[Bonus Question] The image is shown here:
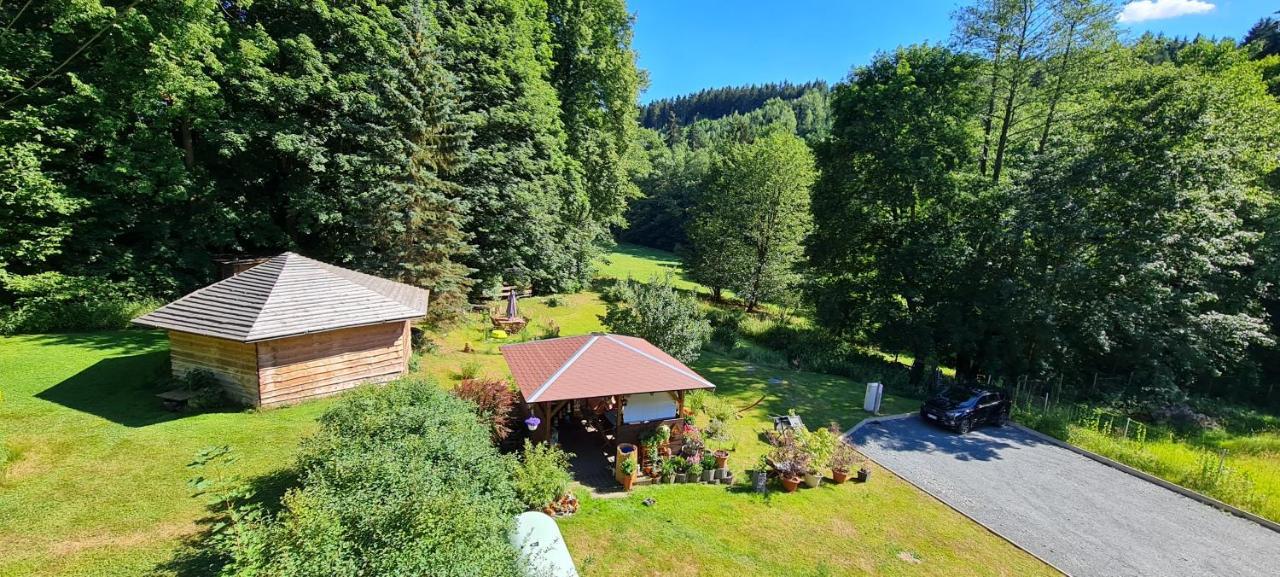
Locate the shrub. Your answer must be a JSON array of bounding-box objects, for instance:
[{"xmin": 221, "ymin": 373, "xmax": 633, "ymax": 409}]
[
  {"xmin": 796, "ymin": 424, "xmax": 840, "ymax": 471},
  {"xmin": 0, "ymin": 271, "xmax": 162, "ymax": 334},
  {"xmin": 545, "ymin": 296, "xmax": 562, "ymax": 308},
  {"xmin": 767, "ymin": 429, "xmax": 811, "ymax": 478},
  {"xmin": 601, "ymin": 275, "xmax": 711, "ymax": 363},
  {"xmin": 830, "ymin": 441, "xmax": 862, "ymax": 472},
  {"xmin": 178, "ymin": 369, "xmax": 230, "ymax": 411},
  {"xmin": 513, "ymin": 440, "xmax": 574, "ymax": 509},
  {"xmin": 540, "ymin": 319, "xmax": 561, "ymax": 339},
  {"xmin": 456, "ymin": 360, "xmax": 483, "ymax": 381},
  {"xmin": 215, "ymin": 379, "xmax": 523, "ymax": 577},
  {"xmin": 452, "ymin": 378, "xmax": 517, "ymax": 441}
]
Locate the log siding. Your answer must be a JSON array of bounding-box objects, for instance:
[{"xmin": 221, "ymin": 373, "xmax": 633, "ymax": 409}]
[
  {"xmin": 168, "ymin": 330, "xmax": 260, "ymax": 405},
  {"xmin": 255, "ymin": 320, "xmax": 410, "ymax": 407}
]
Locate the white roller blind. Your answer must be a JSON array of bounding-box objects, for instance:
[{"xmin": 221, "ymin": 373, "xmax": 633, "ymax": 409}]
[{"xmin": 623, "ymin": 392, "xmax": 677, "ymax": 424}]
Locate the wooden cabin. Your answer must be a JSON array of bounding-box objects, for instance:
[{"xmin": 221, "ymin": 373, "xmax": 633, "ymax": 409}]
[
  {"xmin": 500, "ymin": 334, "xmax": 715, "ymax": 449},
  {"xmin": 133, "ymin": 252, "xmax": 428, "ymax": 407}
]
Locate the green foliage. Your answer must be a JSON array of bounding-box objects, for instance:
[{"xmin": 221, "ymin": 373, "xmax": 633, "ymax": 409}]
[
  {"xmin": 687, "ymin": 131, "xmax": 815, "ymax": 310},
  {"xmin": 0, "ymin": 272, "xmax": 160, "ymax": 334},
  {"xmin": 810, "ymin": 44, "xmax": 982, "ymax": 381},
  {"xmin": 795, "ymin": 424, "xmax": 840, "ymax": 471},
  {"xmin": 216, "ymin": 379, "xmax": 523, "ymax": 577},
  {"xmin": 0, "ymin": 0, "xmax": 641, "ymax": 310},
  {"xmin": 601, "ymin": 275, "xmax": 711, "ymax": 363},
  {"xmin": 177, "ymin": 369, "xmax": 230, "ymax": 412},
  {"xmin": 513, "ymin": 440, "xmax": 574, "ymax": 509}
]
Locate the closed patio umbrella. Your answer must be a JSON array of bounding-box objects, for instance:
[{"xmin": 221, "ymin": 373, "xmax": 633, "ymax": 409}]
[{"xmin": 506, "ymin": 289, "xmax": 519, "ymax": 319}]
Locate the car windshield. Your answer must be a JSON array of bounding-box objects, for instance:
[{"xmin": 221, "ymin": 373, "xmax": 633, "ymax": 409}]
[{"xmin": 937, "ymin": 387, "xmax": 978, "ymax": 406}]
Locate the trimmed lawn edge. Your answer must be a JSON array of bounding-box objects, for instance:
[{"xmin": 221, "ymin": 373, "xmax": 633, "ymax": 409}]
[
  {"xmin": 851, "ymin": 414, "xmax": 1070, "ymax": 577},
  {"xmin": 1013, "ymin": 424, "xmax": 1280, "ymax": 535}
]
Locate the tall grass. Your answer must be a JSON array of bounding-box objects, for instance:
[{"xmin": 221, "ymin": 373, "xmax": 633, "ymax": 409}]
[{"xmin": 1017, "ymin": 404, "xmax": 1280, "ymax": 522}]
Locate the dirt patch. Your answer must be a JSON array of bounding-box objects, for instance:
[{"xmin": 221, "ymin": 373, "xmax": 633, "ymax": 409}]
[{"xmin": 48, "ymin": 520, "xmax": 198, "ymax": 557}]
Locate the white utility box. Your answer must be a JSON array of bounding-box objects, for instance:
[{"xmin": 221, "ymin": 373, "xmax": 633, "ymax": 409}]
[{"xmin": 864, "ymin": 382, "xmax": 884, "ymax": 414}]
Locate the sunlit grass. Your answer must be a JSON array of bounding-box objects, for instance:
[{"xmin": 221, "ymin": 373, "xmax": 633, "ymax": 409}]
[
  {"xmin": 0, "ymin": 332, "xmax": 331, "ymax": 577},
  {"xmin": 1061, "ymin": 422, "xmax": 1280, "ymax": 523}
]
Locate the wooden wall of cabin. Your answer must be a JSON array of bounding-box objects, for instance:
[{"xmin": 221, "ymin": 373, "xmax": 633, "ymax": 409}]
[
  {"xmin": 168, "ymin": 331, "xmax": 260, "ymax": 405},
  {"xmin": 255, "ymin": 320, "xmax": 410, "ymax": 407}
]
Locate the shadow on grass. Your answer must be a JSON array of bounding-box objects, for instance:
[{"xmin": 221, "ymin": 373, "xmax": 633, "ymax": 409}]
[
  {"xmin": 692, "ymin": 353, "xmax": 905, "ymax": 434},
  {"xmin": 34, "ymin": 351, "xmax": 183, "ymax": 427},
  {"xmin": 35, "ymin": 349, "xmax": 243, "ymax": 427},
  {"xmin": 151, "ymin": 467, "xmax": 299, "ymax": 577},
  {"xmin": 21, "ymin": 329, "xmax": 166, "ymax": 354}
]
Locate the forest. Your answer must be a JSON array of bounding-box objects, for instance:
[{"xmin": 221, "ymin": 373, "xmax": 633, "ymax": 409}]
[{"xmin": 4, "ymin": 0, "xmax": 1280, "ymax": 407}]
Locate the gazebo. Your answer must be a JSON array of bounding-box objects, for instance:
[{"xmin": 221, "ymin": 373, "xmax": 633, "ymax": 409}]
[
  {"xmin": 500, "ymin": 334, "xmax": 715, "ymax": 449},
  {"xmin": 133, "ymin": 252, "xmax": 429, "ymax": 407}
]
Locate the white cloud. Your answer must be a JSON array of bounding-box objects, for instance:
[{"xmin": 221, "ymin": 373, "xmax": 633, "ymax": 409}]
[{"xmin": 1117, "ymin": 0, "xmax": 1215, "ymax": 23}]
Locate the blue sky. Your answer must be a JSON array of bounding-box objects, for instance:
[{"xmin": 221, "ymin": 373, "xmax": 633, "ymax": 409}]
[{"xmin": 631, "ymin": 0, "xmax": 1279, "ymax": 102}]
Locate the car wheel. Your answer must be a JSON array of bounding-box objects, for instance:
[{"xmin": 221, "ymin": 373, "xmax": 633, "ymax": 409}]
[{"xmin": 956, "ymin": 418, "xmax": 972, "ymax": 434}]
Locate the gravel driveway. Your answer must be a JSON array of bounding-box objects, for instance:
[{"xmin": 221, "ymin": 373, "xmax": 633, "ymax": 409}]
[{"xmin": 852, "ymin": 416, "xmax": 1280, "ymax": 577}]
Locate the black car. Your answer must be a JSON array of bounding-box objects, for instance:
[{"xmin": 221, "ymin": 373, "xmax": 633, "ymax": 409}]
[{"xmin": 919, "ymin": 387, "xmax": 1011, "ymax": 433}]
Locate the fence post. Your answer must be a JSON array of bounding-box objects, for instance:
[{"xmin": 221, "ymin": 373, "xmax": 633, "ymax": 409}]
[
  {"xmin": 1218, "ymin": 449, "xmax": 1227, "ymax": 477},
  {"xmin": 1043, "ymin": 392, "xmax": 1050, "ymax": 413},
  {"xmin": 1123, "ymin": 418, "xmax": 1130, "ymax": 439}
]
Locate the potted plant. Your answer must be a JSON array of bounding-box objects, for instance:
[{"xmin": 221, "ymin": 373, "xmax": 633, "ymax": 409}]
[
  {"xmin": 620, "ymin": 458, "xmax": 636, "ymax": 491},
  {"xmin": 700, "ymin": 454, "xmax": 716, "ymax": 483},
  {"xmin": 767, "ymin": 429, "xmax": 811, "ymax": 493},
  {"xmin": 642, "ymin": 442, "xmax": 658, "ymax": 477},
  {"xmin": 797, "ymin": 424, "xmax": 837, "ymax": 489},
  {"xmin": 829, "ymin": 442, "xmax": 860, "ymax": 484},
  {"xmin": 856, "ymin": 464, "xmax": 872, "ymax": 483},
  {"xmin": 803, "ymin": 468, "xmax": 822, "ymax": 488},
  {"xmin": 672, "ymin": 456, "xmax": 689, "ymax": 483},
  {"xmin": 720, "ymin": 469, "xmax": 735, "ymax": 485},
  {"xmin": 660, "ymin": 458, "xmax": 676, "ymax": 484},
  {"xmin": 655, "ymin": 424, "xmax": 672, "ymax": 456},
  {"xmin": 714, "ymin": 448, "xmax": 730, "ymax": 469},
  {"xmin": 688, "ymin": 460, "xmax": 703, "ymax": 484},
  {"xmin": 749, "ymin": 456, "xmax": 769, "ymax": 493}
]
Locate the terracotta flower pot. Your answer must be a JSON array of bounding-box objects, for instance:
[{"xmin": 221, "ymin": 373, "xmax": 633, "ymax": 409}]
[
  {"xmin": 714, "ymin": 450, "xmax": 729, "ymax": 469},
  {"xmin": 780, "ymin": 475, "xmax": 801, "ymax": 493},
  {"xmin": 832, "ymin": 469, "xmax": 849, "ymax": 484},
  {"xmin": 621, "ymin": 475, "xmax": 634, "ymax": 492}
]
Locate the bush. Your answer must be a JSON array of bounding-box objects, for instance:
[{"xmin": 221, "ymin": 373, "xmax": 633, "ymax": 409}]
[
  {"xmin": 601, "ymin": 275, "xmax": 711, "ymax": 363},
  {"xmin": 513, "ymin": 440, "xmax": 574, "ymax": 510},
  {"xmin": 0, "ymin": 271, "xmax": 161, "ymax": 334},
  {"xmin": 456, "ymin": 360, "xmax": 483, "ymax": 381},
  {"xmin": 178, "ymin": 369, "xmax": 230, "ymax": 411},
  {"xmin": 452, "ymin": 378, "xmax": 517, "ymax": 441},
  {"xmin": 214, "ymin": 379, "xmax": 523, "ymax": 577}
]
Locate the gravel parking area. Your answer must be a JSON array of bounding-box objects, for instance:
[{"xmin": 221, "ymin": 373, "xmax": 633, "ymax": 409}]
[{"xmin": 853, "ymin": 416, "xmax": 1280, "ymax": 577}]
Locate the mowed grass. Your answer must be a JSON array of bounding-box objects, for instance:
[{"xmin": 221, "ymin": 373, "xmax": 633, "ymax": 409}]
[
  {"xmin": 594, "ymin": 243, "xmax": 706, "ymax": 294},
  {"xmin": 0, "ymin": 332, "xmax": 332, "ymax": 577}
]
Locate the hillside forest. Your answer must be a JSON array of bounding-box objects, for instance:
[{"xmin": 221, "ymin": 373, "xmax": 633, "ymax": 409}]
[{"xmin": 4, "ymin": 1, "xmax": 1280, "ymax": 407}]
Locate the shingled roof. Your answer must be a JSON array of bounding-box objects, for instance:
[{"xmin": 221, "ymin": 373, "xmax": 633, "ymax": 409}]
[
  {"xmin": 501, "ymin": 334, "xmax": 714, "ymax": 403},
  {"xmin": 133, "ymin": 253, "xmax": 429, "ymax": 342}
]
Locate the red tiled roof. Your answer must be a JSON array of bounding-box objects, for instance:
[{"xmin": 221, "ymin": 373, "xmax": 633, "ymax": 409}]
[{"xmin": 500, "ymin": 334, "xmax": 715, "ymax": 403}]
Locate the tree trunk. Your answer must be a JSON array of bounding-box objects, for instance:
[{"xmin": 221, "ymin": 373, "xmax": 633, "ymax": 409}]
[
  {"xmin": 991, "ymin": 2, "xmax": 1032, "ymax": 184},
  {"xmin": 181, "ymin": 117, "xmax": 194, "ymax": 170},
  {"xmin": 979, "ymin": 42, "xmax": 1003, "ymax": 177},
  {"xmin": 1037, "ymin": 21, "xmax": 1076, "ymax": 156}
]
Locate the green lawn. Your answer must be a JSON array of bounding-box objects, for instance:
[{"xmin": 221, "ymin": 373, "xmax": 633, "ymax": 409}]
[
  {"xmin": 0, "ymin": 332, "xmax": 333, "ymax": 577},
  {"xmin": 594, "ymin": 243, "xmax": 706, "ymax": 294}
]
